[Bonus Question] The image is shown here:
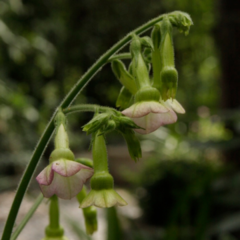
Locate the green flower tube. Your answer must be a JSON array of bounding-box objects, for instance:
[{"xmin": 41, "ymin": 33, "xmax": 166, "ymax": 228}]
[{"xmin": 80, "ymin": 132, "xmax": 127, "ymax": 208}]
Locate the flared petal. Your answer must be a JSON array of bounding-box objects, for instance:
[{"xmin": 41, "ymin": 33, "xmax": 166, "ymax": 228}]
[
  {"xmin": 52, "ymin": 159, "xmax": 92, "ymax": 177},
  {"xmin": 158, "ymin": 109, "xmax": 177, "ymax": 125},
  {"xmin": 165, "ymin": 99, "xmax": 185, "ymax": 114},
  {"xmin": 122, "ymin": 101, "xmax": 168, "ymax": 118},
  {"xmin": 80, "ymin": 189, "xmax": 127, "ymax": 208},
  {"xmin": 40, "ymin": 168, "xmax": 94, "ymax": 199},
  {"xmin": 132, "ymin": 113, "xmax": 164, "ymax": 134},
  {"xmin": 36, "ymin": 165, "xmax": 54, "ymax": 185},
  {"xmin": 132, "ymin": 110, "xmax": 177, "ymax": 134}
]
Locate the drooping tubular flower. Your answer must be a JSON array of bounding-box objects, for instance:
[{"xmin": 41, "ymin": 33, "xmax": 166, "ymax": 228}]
[
  {"xmin": 36, "ymin": 110, "xmax": 94, "ymax": 199},
  {"xmin": 116, "ymin": 34, "xmax": 176, "ymax": 134},
  {"xmin": 122, "ymin": 87, "xmax": 177, "ymax": 134},
  {"xmin": 151, "ymin": 17, "xmax": 186, "ymax": 116},
  {"xmin": 80, "ymin": 132, "xmax": 127, "ymax": 208}
]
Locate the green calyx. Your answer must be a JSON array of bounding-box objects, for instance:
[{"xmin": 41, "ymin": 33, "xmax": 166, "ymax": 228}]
[
  {"xmin": 45, "ymin": 226, "xmax": 64, "ymax": 238},
  {"xmin": 54, "ymin": 108, "xmax": 67, "ymax": 129},
  {"xmin": 130, "ymin": 34, "xmax": 151, "ymax": 89},
  {"xmin": 49, "ymin": 148, "xmax": 75, "ymax": 163},
  {"xmin": 91, "ymin": 172, "xmax": 114, "ymax": 190},
  {"xmin": 160, "ymin": 66, "xmax": 178, "ymax": 100},
  {"xmin": 160, "ymin": 17, "xmax": 174, "ymax": 67},
  {"xmin": 135, "ymin": 87, "xmax": 160, "ymax": 103}
]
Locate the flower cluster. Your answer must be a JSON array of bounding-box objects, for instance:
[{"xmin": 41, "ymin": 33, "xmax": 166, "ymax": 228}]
[
  {"xmin": 34, "ymin": 11, "xmax": 193, "ymax": 239},
  {"xmin": 111, "ymin": 14, "xmax": 192, "ymax": 134}
]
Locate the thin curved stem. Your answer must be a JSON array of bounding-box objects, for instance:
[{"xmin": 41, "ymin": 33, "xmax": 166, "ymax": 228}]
[
  {"xmin": 1, "ymin": 12, "xmax": 167, "ymax": 240},
  {"xmin": 10, "ymin": 194, "xmax": 44, "ymax": 240},
  {"xmin": 108, "ymin": 53, "xmax": 131, "ymax": 62},
  {"xmin": 63, "ymin": 104, "xmax": 118, "ymax": 115}
]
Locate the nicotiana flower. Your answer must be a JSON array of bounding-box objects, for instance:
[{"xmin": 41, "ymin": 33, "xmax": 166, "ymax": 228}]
[
  {"xmin": 80, "ymin": 133, "xmax": 127, "ymax": 208},
  {"xmin": 80, "ymin": 188, "xmax": 127, "ymax": 208},
  {"xmin": 36, "ymin": 156, "xmax": 94, "ymax": 199},
  {"xmin": 36, "ymin": 110, "xmax": 94, "ymax": 199},
  {"xmin": 80, "ymin": 172, "xmax": 127, "ymax": 208},
  {"xmin": 122, "ymin": 100, "xmax": 177, "ymax": 134}
]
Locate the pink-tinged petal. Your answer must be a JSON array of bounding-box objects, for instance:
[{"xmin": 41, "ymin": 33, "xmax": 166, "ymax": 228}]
[
  {"xmin": 132, "ymin": 113, "xmax": 164, "ymax": 134},
  {"xmin": 165, "ymin": 99, "xmax": 185, "ymax": 114},
  {"xmin": 36, "ymin": 165, "xmax": 54, "ymax": 185},
  {"xmin": 158, "ymin": 109, "xmax": 177, "ymax": 125},
  {"xmin": 52, "ymin": 160, "xmax": 93, "ymax": 177},
  {"xmin": 122, "ymin": 101, "xmax": 168, "ymax": 118},
  {"xmin": 40, "ymin": 168, "xmax": 94, "ymax": 199}
]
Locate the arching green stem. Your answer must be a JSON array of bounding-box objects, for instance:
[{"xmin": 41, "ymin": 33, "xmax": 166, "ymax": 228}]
[
  {"xmin": 108, "ymin": 53, "xmax": 131, "ymax": 62},
  {"xmin": 63, "ymin": 104, "xmax": 118, "ymax": 115},
  {"xmin": 1, "ymin": 12, "xmax": 168, "ymax": 240}
]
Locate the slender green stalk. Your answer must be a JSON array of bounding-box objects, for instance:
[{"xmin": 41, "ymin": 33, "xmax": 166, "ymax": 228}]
[
  {"xmin": 48, "ymin": 195, "xmax": 60, "ymax": 229},
  {"xmin": 92, "ymin": 132, "xmax": 109, "ymax": 173},
  {"xmin": 1, "ymin": 12, "xmax": 167, "ymax": 240},
  {"xmin": 108, "ymin": 53, "xmax": 131, "ymax": 62},
  {"xmin": 10, "ymin": 194, "xmax": 44, "ymax": 240},
  {"xmin": 63, "ymin": 104, "xmax": 118, "ymax": 115}
]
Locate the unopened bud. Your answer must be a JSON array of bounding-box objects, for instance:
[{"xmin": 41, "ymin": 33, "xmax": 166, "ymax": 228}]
[
  {"xmin": 111, "ymin": 60, "xmax": 137, "ymax": 94},
  {"xmin": 168, "ymin": 11, "xmax": 193, "ymax": 35},
  {"xmin": 116, "ymin": 86, "xmax": 133, "ymax": 110},
  {"xmin": 83, "ymin": 113, "xmax": 109, "ymax": 134},
  {"xmin": 160, "ymin": 66, "xmax": 178, "ymax": 100},
  {"xmin": 151, "ymin": 23, "xmax": 161, "ymax": 49}
]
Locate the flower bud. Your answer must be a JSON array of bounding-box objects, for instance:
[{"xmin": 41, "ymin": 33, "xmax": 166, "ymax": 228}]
[
  {"xmin": 77, "ymin": 186, "xmax": 98, "ymax": 235},
  {"xmin": 143, "ymin": 48, "xmax": 152, "ymax": 63},
  {"xmin": 140, "ymin": 36, "xmax": 153, "ymax": 49},
  {"xmin": 111, "ymin": 60, "xmax": 137, "ymax": 94},
  {"xmin": 116, "ymin": 86, "xmax": 133, "ymax": 110},
  {"xmin": 120, "ymin": 129, "xmax": 142, "ymax": 161},
  {"xmin": 130, "ymin": 34, "xmax": 151, "ymax": 89},
  {"xmin": 101, "ymin": 119, "xmax": 117, "ymax": 134},
  {"xmin": 83, "ymin": 113, "xmax": 109, "ymax": 135},
  {"xmin": 160, "ymin": 66, "xmax": 178, "ymax": 100},
  {"xmin": 168, "ymin": 11, "xmax": 193, "ymax": 35}
]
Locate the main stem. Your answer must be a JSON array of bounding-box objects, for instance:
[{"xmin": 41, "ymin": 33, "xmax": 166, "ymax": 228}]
[{"xmin": 1, "ymin": 12, "xmax": 167, "ymax": 240}]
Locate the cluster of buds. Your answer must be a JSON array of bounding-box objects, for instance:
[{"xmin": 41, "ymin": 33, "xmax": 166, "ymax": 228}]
[{"xmin": 111, "ymin": 11, "xmax": 192, "ymax": 134}]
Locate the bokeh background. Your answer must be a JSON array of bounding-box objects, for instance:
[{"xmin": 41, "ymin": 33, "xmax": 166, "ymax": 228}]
[{"xmin": 1, "ymin": 0, "xmax": 240, "ymax": 239}]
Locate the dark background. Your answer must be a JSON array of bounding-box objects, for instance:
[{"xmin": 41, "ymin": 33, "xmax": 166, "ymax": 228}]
[{"xmin": 1, "ymin": 0, "xmax": 240, "ymax": 239}]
